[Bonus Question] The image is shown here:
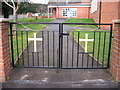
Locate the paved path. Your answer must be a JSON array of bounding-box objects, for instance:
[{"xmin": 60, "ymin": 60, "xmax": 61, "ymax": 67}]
[
  {"xmin": 2, "ymin": 19, "xmax": 118, "ymax": 88},
  {"xmin": 16, "ymin": 19, "xmax": 100, "ymax": 68}
]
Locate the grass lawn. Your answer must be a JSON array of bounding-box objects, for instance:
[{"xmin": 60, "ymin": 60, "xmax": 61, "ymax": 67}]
[
  {"xmin": 66, "ymin": 18, "xmax": 111, "ymax": 66},
  {"xmin": 65, "ymin": 18, "xmax": 98, "ymax": 28},
  {"xmin": 11, "ymin": 18, "xmax": 55, "ymax": 62},
  {"xmin": 10, "ymin": 18, "xmax": 54, "ymax": 30},
  {"xmin": 72, "ymin": 30, "xmax": 110, "ymax": 66}
]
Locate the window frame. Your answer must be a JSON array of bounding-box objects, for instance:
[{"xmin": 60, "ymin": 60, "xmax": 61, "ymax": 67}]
[{"xmin": 62, "ymin": 8, "xmax": 77, "ymax": 17}]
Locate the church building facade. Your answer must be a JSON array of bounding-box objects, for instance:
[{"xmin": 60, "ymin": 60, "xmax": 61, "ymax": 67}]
[
  {"xmin": 48, "ymin": 0, "xmax": 120, "ymax": 24},
  {"xmin": 48, "ymin": 0, "xmax": 91, "ymax": 19}
]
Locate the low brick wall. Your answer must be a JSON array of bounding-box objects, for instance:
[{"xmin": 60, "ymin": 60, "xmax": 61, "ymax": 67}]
[
  {"xmin": 0, "ymin": 18, "xmax": 11, "ymax": 82},
  {"xmin": 110, "ymin": 20, "xmax": 120, "ymax": 81}
]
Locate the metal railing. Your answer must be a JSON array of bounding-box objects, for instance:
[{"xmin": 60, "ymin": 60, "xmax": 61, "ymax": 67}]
[{"xmin": 9, "ymin": 22, "xmax": 113, "ymax": 69}]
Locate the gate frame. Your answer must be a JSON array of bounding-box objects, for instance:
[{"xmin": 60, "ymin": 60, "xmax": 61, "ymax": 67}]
[
  {"xmin": 61, "ymin": 23, "xmax": 113, "ymax": 69},
  {"xmin": 9, "ymin": 22, "xmax": 113, "ymax": 69}
]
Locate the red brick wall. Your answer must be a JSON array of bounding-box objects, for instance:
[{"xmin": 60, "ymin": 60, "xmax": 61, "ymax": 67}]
[
  {"xmin": 55, "ymin": 7, "xmax": 90, "ymax": 19},
  {"xmin": 101, "ymin": 2, "xmax": 119, "ymax": 23},
  {"xmin": 91, "ymin": 2, "xmax": 119, "ymax": 23},
  {"xmin": 110, "ymin": 20, "xmax": 120, "ymax": 81},
  {"xmin": 0, "ymin": 19, "xmax": 11, "ymax": 82}
]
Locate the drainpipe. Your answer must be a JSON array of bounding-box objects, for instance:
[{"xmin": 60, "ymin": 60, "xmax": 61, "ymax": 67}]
[
  {"xmin": 99, "ymin": 0, "xmax": 102, "ymax": 28},
  {"xmin": 88, "ymin": 7, "xmax": 90, "ymax": 19}
]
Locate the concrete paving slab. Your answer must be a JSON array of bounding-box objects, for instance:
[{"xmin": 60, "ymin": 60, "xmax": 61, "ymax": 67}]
[{"xmin": 2, "ymin": 68, "xmax": 118, "ymax": 88}]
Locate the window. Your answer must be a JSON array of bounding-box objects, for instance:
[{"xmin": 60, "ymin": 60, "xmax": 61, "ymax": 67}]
[
  {"xmin": 63, "ymin": 8, "xmax": 77, "ymax": 17},
  {"xmin": 49, "ymin": 8, "xmax": 53, "ymax": 14},
  {"xmin": 49, "ymin": 8, "xmax": 53, "ymax": 16}
]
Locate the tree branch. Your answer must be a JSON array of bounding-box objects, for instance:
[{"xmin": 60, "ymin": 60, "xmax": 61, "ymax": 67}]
[
  {"xmin": 11, "ymin": 0, "xmax": 16, "ymax": 9},
  {"xmin": 15, "ymin": 1, "xmax": 21, "ymax": 12},
  {"xmin": 3, "ymin": 0, "xmax": 14, "ymax": 9}
]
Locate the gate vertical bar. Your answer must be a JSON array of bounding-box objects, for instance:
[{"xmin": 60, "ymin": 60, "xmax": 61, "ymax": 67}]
[
  {"xmin": 26, "ymin": 31, "xmax": 29, "ymax": 66},
  {"xmin": 61, "ymin": 23, "xmax": 63, "ymax": 68},
  {"xmin": 58, "ymin": 24, "xmax": 61, "ymax": 69},
  {"xmin": 67, "ymin": 31, "xmax": 69, "ymax": 67},
  {"xmin": 77, "ymin": 31, "xmax": 80, "ymax": 67},
  {"xmin": 53, "ymin": 31, "xmax": 55, "ymax": 67},
  {"xmin": 107, "ymin": 24, "xmax": 113, "ymax": 68},
  {"xmin": 16, "ymin": 31, "xmax": 19, "ymax": 65},
  {"xmin": 21, "ymin": 31, "xmax": 24, "ymax": 66},
  {"xmin": 42, "ymin": 31, "xmax": 44, "ymax": 67},
  {"xmin": 102, "ymin": 32, "xmax": 106, "ymax": 67},
  {"xmin": 92, "ymin": 32, "xmax": 96, "ymax": 67},
  {"xmin": 10, "ymin": 23, "xmax": 15, "ymax": 67},
  {"xmin": 97, "ymin": 32, "xmax": 101, "ymax": 67},
  {"xmin": 72, "ymin": 32, "xmax": 74, "ymax": 67},
  {"xmin": 47, "ymin": 31, "xmax": 49, "ymax": 67}
]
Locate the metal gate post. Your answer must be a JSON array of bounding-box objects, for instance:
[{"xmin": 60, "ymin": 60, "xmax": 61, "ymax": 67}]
[
  {"xmin": 10, "ymin": 23, "xmax": 15, "ymax": 67},
  {"xmin": 107, "ymin": 24, "xmax": 113, "ymax": 68},
  {"xmin": 59, "ymin": 23, "xmax": 63, "ymax": 69}
]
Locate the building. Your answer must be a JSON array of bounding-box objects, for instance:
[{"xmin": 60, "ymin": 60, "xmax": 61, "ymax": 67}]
[
  {"xmin": 48, "ymin": 0, "xmax": 91, "ymax": 19},
  {"xmin": 91, "ymin": 0, "xmax": 120, "ymax": 24},
  {"xmin": 91, "ymin": 0, "xmax": 120, "ymax": 29},
  {"xmin": 48, "ymin": 0, "xmax": 120, "ymax": 26}
]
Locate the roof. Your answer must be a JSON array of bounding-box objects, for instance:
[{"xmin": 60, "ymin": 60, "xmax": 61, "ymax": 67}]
[
  {"xmin": 2, "ymin": 0, "xmax": 29, "ymax": 2},
  {"xmin": 48, "ymin": 4, "xmax": 91, "ymax": 7},
  {"xmin": 49, "ymin": 0, "xmax": 80, "ymax": 2},
  {"xmin": 48, "ymin": 0, "xmax": 91, "ymax": 5},
  {"xmin": 49, "ymin": 0, "xmax": 91, "ymax": 3}
]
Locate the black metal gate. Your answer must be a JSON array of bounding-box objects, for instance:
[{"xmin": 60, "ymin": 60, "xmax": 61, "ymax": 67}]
[{"xmin": 10, "ymin": 22, "xmax": 112, "ymax": 69}]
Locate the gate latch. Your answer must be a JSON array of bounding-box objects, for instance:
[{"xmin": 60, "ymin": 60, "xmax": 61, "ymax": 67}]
[{"xmin": 60, "ymin": 33, "xmax": 69, "ymax": 36}]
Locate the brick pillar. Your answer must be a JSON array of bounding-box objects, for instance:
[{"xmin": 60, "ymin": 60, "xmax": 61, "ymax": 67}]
[
  {"xmin": 0, "ymin": 18, "xmax": 11, "ymax": 82},
  {"xmin": 110, "ymin": 20, "xmax": 120, "ymax": 81}
]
